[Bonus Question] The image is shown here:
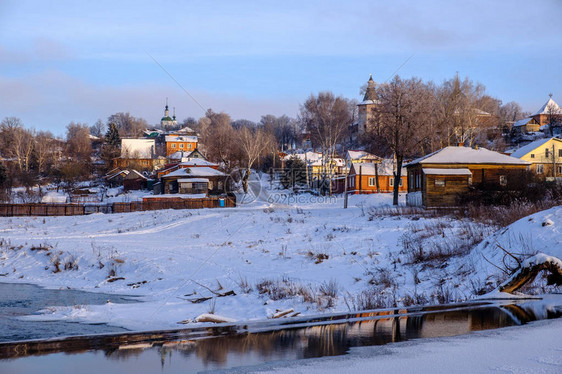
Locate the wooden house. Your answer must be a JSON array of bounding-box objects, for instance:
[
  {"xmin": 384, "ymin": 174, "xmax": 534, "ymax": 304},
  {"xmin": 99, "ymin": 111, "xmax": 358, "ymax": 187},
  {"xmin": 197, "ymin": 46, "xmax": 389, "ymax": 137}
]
[
  {"xmin": 511, "ymin": 137, "xmax": 562, "ymax": 179},
  {"xmin": 405, "ymin": 146, "xmax": 530, "ymax": 208},
  {"xmin": 123, "ymin": 169, "xmax": 148, "ymax": 191},
  {"xmin": 165, "ymin": 135, "xmax": 198, "ymax": 156},
  {"xmin": 511, "ymin": 96, "xmax": 562, "ymax": 136},
  {"xmin": 160, "ymin": 166, "xmax": 227, "ymax": 195},
  {"xmin": 347, "ymin": 160, "xmax": 407, "ymax": 194}
]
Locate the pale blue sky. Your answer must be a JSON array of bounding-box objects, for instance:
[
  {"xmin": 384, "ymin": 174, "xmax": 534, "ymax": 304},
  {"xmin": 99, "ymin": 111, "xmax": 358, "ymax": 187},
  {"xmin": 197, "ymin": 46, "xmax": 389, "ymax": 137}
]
[{"xmin": 1, "ymin": 0, "xmax": 561, "ymax": 136}]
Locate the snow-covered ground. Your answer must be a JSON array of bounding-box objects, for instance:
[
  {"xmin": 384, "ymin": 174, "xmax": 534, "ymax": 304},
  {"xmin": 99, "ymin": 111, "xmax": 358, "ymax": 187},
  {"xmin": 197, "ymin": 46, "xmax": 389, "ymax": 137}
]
[{"xmin": 0, "ymin": 179, "xmax": 560, "ymax": 332}]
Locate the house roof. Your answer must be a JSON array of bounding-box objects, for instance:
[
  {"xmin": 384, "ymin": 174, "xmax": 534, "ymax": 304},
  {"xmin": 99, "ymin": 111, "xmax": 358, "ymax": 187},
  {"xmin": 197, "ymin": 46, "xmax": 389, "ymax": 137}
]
[
  {"xmin": 511, "ymin": 138, "xmax": 561, "ymax": 159},
  {"xmin": 164, "ymin": 167, "xmax": 226, "ymax": 178},
  {"xmin": 532, "ymin": 97, "xmax": 562, "ymax": 116},
  {"xmin": 165, "ymin": 135, "xmax": 198, "ymax": 143},
  {"xmin": 422, "ymin": 168, "xmax": 472, "ymax": 176},
  {"xmin": 125, "ymin": 169, "xmax": 148, "ymax": 180},
  {"xmin": 513, "ymin": 118, "xmax": 533, "ymax": 127},
  {"xmin": 346, "ymin": 150, "xmax": 382, "ymax": 161},
  {"xmin": 350, "ymin": 159, "xmax": 406, "ymax": 176},
  {"xmin": 406, "ymin": 146, "xmax": 530, "ymax": 166},
  {"xmin": 179, "ymin": 159, "xmax": 217, "ymax": 167}
]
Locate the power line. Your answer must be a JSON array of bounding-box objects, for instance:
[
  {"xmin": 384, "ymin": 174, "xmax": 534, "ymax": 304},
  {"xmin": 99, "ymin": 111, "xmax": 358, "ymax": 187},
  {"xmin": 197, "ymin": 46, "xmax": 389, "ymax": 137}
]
[{"xmin": 145, "ymin": 51, "xmax": 207, "ymax": 114}]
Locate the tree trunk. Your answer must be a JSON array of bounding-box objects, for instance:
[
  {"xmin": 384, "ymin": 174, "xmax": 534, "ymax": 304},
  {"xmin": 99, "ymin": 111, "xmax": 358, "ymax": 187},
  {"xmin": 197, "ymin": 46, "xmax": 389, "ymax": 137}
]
[
  {"xmin": 393, "ymin": 155, "xmax": 403, "ymax": 206},
  {"xmin": 242, "ymin": 168, "xmax": 250, "ymax": 193},
  {"xmin": 498, "ymin": 254, "xmax": 562, "ymax": 294}
]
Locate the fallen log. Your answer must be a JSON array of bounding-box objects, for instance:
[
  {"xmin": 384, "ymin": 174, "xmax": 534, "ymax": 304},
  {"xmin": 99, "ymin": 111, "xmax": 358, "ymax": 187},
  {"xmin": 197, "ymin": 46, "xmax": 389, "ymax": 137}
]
[
  {"xmin": 195, "ymin": 313, "xmax": 236, "ymax": 323},
  {"xmin": 498, "ymin": 253, "xmax": 562, "ymax": 293},
  {"xmin": 272, "ymin": 308, "xmax": 294, "ymax": 319}
]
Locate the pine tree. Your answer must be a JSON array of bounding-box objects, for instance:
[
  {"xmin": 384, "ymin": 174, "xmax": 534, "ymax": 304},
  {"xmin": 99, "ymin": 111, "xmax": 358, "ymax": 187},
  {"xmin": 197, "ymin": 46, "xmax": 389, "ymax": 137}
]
[
  {"xmin": 105, "ymin": 123, "xmax": 121, "ymax": 148},
  {"xmin": 101, "ymin": 123, "xmax": 121, "ymax": 171}
]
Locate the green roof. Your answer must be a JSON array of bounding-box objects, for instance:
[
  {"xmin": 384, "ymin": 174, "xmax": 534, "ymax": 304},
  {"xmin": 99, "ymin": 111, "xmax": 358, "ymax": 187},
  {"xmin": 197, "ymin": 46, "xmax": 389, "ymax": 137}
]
[{"xmin": 161, "ymin": 116, "xmax": 173, "ymax": 122}]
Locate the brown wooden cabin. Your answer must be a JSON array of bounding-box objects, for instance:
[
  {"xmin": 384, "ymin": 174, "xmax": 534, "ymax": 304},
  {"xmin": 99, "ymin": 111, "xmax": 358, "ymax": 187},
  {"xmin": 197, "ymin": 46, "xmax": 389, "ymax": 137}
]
[{"xmin": 405, "ymin": 146, "xmax": 530, "ymax": 208}]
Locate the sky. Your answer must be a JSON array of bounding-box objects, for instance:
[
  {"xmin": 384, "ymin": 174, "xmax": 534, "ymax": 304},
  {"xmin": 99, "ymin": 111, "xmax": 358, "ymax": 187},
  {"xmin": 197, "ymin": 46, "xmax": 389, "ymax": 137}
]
[{"xmin": 1, "ymin": 0, "xmax": 561, "ymax": 136}]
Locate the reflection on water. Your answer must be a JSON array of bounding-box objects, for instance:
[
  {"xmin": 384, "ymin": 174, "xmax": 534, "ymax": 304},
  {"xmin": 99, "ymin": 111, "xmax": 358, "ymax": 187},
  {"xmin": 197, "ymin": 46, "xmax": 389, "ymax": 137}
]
[
  {"xmin": 0, "ymin": 282, "xmax": 138, "ymax": 342},
  {"xmin": 1, "ymin": 296, "xmax": 560, "ymax": 373}
]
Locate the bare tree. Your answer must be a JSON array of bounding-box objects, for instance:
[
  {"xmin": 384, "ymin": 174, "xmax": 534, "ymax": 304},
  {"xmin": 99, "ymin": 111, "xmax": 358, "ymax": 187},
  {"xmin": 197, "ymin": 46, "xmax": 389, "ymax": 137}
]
[
  {"xmin": 34, "ymin": 130, "xmax": 56, "ymax": 175},
  {"xmin": 89, "ymin": 119, "xmax": 106, "ymax": 138},
  {"xmin": 107, "ymin": 112, "xmax": 147, "ymax": 137},
  {"xmin": 237, "ymin": 126, "xmax": 273, "ymax": 192},
  {"xmin": 374, "ymin": 76, "xmax": 435, "ymax": 205},
  {"xmin": 436, "ymin": 74, "xmax": 487, "ymax": 147},
  {"xmin": 299, "ymin": 92, "xmax": 353, "ymax": 194},
  {"xmin": 200, "ymin": 109, "xmax": 241, "ymax": 172},
  {"xmin": 66, "ymin": 122, "xmax": 92, "ymax": 162}
]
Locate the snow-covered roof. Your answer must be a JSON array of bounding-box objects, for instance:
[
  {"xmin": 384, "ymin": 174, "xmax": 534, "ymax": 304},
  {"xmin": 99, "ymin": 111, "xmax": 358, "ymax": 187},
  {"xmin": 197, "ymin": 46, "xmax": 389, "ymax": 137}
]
[
  {"xmin": 346, "ymin": 150, "xmax": 381, "ymax": 161},
  {"xmin": 179, "ymin": 159, "xmax": 217, "ymax": 167},
  {"xmin": 178, "ymin": 178, "xmax": 209, "ymax": 183},
  {"xmin": 177, "ymin": 126, "xmax": 196, "ymax": 134},
  {"xmin": 510, "ymin": 138, "xmax": 560, "ymax": 159},
  {"xmin": 406, "ymin": 146, "xmax": 530, "ymax": 166},
  {"xmin": 422, "ymin": 168, "xmax": 472, "ymax": 176},
  {"xmin": 358, "ymin": 99, "xmax": 380, "ymax": 106},
  {"xmin": 127, "ymin": 169, "xmax": 148, "ymax": 180},
  {"xmin": 351, "ymin": 159, "xmax": 406, "ymax": 176},
  {"xmin": 532, "ymin": 97, "xmax": 562, "ymax": 116},
  {"xmin": 121, "ymin": 139, "xmax": 155, "ymax": 159},
  {"xmin": 165, "ymin": 135, "xmax": 198, "ymax": 143},
  {"xmin": 513, "ymin": 118, "xmax": 532, "ymax": 127},
  {"xmin": 164, "ymin": 167, "xmax": 225, "ymax": 178}
]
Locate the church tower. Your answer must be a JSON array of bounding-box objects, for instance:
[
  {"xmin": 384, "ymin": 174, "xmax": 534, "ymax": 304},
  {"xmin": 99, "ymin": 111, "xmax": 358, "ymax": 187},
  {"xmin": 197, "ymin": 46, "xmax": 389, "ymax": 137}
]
[
  {"xmin": 357, "ymin": 74, "xmax": 379, "ymax": 135},
  {"xmin": 160, "ymin": 98, "xmax": 178, "ymax": 130}
]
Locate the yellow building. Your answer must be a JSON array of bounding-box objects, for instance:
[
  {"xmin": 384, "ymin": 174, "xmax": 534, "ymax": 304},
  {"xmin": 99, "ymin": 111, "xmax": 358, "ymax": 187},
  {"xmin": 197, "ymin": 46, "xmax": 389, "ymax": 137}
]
[{"xmin": 511, "ymin": 137, "xmax": 562, "ymax": 179}]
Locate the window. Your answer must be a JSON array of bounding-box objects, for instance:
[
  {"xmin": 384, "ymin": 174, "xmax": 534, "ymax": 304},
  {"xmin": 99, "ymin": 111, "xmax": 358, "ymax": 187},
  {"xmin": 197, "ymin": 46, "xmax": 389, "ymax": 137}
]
[
  {"xmin": 171, "ymin": 143, "xmax": 176, "ymax": 148},
  {"xmin": 545, "ymin": 148, "xmax": 550, "ymax": 158},
  {"xmin": 559, "ymin": 149, "xmax": 562, "ymax": 158},
  {"xmin": 499, "ymin": 175, "xmax": 507, "ymax": 186},
  {"xmin": 389, "ymin": 178, "xmax": 393, "ymax": 187},
  {"xmin": 188, "ymin": 144, "xmax": 192, "ymax": 150},
  {"xmin": 530, "ymin": 154, "xmax": 535, "ymax": 158},
  {"xmin": 179, "ymin": 143, "xmax": 184, "ymax": 148},
  {"xmin": 409, "ymin": 173, "xmax": 414, "ymax": 190},
  {"xmin": 537, "ymin": 164, "xmax": 544, "ymax": 174},
  {"xmin": 558, "ymin": 165, "xmax": 562, "ymax": 175},
  {"xmin": 368, "ymin": 177, "xmax": 376, "ymax": 187},
  {"xmin": 399, "ymin": 178, "xmax": 403, "ymax": 187},
  {"xmin": 435, "ymin": 179, "xmax": 445, "ymax": 187}
]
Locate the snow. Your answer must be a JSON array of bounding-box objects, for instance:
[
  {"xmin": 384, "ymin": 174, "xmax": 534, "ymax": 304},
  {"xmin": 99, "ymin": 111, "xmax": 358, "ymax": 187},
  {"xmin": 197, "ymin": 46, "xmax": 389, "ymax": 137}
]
[
  {"xmin": 422, "ymin": 168, "xmax": 472, "ymax": 175},
  {"xmin": 350, "ymin": 159, "xmax": 406, "ymax": 176},
  {"xmin": 512, "ymin": 117, "xmax": 532, "ymax": 127},
  {"xmin": 255, "ymin": 317, "xmax": 562, "ymax": 373},
  {"xmin": 0, "ymin": 175, "xmax": 560, "ymax": 335},
  {"xmin": 532, "ymin": 97, "xmax": 562, "ymax": 116},
  {"xmin": 41, "ymin": 192, "xmax": 68, "ymax": 203},
  {"xmin": 406, "ymin": 146, "xmax": 530, "ymax": 166},
  {"xmin": 164, "ymin": 166, "xmax": 226, "ymax": 177},
  {"xmin": 510, "ymin": 137, "xmax": 554, "ymax": 159},
  {"xmin": 164, "ymin": 135, "xmax": 197, "ymax": 142},
  {"xmin": 120, "ymin": 139, "xmax": 155, "ymax": 159}
]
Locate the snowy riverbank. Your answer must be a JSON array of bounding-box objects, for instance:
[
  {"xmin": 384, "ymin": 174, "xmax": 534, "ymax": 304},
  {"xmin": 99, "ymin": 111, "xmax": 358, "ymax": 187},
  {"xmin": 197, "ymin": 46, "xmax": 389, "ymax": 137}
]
[{"xmin": 0, "ymin": 192, "xmax": 560, "ymax": 331}]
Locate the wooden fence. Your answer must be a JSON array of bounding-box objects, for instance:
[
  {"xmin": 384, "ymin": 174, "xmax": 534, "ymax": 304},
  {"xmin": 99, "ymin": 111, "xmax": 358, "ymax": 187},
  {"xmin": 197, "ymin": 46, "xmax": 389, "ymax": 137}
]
[{"xmin": 0, "ymin": 196, "xmax": 235, "ymax": 217}]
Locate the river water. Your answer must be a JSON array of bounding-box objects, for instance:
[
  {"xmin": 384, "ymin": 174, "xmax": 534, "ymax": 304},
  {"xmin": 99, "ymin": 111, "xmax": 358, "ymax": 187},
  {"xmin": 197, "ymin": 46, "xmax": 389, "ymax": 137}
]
[
  {"xmin": 0, "ymin": 282, "xmax": 137, "ymax": 342},
  {"xmin": 0, "ymin": 291, "xmax": 561, "ymax": 374}
]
